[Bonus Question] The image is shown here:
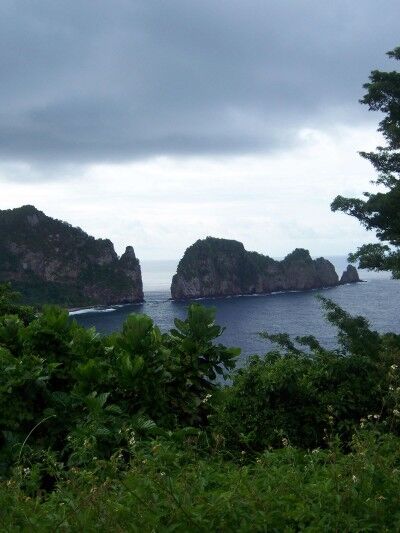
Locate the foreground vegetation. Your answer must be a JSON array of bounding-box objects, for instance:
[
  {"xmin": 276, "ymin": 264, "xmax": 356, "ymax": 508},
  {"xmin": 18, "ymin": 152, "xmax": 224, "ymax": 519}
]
[
  {"xmin": 1, "ymin": 282, "xmax": 400, "ymax": 531},
  {"xmin": 3, "ymin": 432, "xmax": 400, "ymax": 532}
]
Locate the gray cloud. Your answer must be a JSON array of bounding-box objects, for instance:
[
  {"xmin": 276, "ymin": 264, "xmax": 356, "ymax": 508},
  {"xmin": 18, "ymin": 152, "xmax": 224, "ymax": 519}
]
[{"xmin": 1, "ymin": 0, "xmax": 399, "ymax": 167}]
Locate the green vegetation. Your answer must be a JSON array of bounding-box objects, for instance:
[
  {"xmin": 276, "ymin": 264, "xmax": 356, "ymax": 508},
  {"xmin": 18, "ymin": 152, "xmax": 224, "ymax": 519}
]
[
  {"xmin": 176, "ymin": 237, "xmax": 269, "ymax": 278},
  {"xmin": 2, "ymin": 287, "xmax": 400, "ymax": 530},
  {"xmin": 3, "ymin": 433, "xmax": 400, "ymax": 532},
  {"xmin": 174, "ymin": 236, "xmax": 257, "ymax": 281},
  {"xmin": 331, "ymin": 46, "xmax": 400, "ymax": 277},
  {"xmin": 0, "ymin": 205, "xmax": 143, "ymax": 306},
  {"xmin": 0, "ymin": 292, "xmax": 237, "ymax": 480},
  {"xmin": 215, "ymin": 297, "xmax": 400, "ymax": 451},
  {"xmin": 2, "ymin": 46, "xmax": 400, "ymax": 532},
  {"xmin": 172, "ymin": 236, "xmax": 339, "ymax": 300}
]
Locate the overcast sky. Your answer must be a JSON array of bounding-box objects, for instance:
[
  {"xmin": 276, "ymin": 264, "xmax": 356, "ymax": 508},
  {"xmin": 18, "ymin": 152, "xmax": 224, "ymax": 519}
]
[{"xmin": 1, "ymin": 1, "xmax": 399, "ymax": 260}]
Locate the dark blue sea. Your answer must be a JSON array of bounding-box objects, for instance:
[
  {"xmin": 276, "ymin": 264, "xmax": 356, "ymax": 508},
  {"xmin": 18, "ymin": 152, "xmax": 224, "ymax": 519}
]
[{"xmin": 72, "ymin": 257, "xmax": 400, "ymax": 367}]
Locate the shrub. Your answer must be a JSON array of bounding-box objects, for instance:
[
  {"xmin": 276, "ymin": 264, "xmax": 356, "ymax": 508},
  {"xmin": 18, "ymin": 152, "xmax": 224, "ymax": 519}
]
[
  {"xmin": 212, "ymin": 298, "xmax": 400, "ymax": 451},
  {"xmin": 3, "ymin": 432, "xmax": 400, "ymax": 531},
  {"xmin": 0, "ymin": 286, "xmax": 239, "ymax": 482}
]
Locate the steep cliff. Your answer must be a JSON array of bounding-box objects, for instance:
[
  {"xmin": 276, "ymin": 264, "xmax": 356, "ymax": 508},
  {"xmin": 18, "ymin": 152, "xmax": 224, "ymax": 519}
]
[
  {"xmin": 171, "ymin": 237, "xmax": 359, "ymax": 300},
  {"xmin": 340, "ymin": 264, "xmax": 360, "ymax": 284},
  {"xmin": 0, "ymin": 205, "xmax": 144, "ymax": 306}
]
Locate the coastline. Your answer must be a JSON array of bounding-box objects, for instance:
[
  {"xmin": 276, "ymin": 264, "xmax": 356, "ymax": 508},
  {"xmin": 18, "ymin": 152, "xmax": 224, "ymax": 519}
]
[
  {"xmin": 68, "ymin": 301, "xmax": 143, "ymax": 316},
  {"xmin": 169, "ymin": 279, "xmax": 365, "ymax": 302}
]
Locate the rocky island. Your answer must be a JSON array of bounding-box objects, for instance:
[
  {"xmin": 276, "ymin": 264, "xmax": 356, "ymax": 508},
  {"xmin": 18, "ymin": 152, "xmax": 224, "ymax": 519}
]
[
  {"xmin": 0, "ymin": 205, "xmax": 144, "ymax": 306},
  {"xmin": 171, "ymin": 237, "xmax": 360, "ymax": 300}
]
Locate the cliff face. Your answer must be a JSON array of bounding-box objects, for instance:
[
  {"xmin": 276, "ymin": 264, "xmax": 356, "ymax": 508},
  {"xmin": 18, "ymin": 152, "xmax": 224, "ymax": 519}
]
[
  {"xmin": 171, "ymin": 237, "xmax": 359, "ymax": 300},
  {"xmin": 0, "ymin": 205, "xmax": 144, "ymax": 306},
  {"xmin": 340, "ymin": 264, "xmax": 360, "ymax": 284}
]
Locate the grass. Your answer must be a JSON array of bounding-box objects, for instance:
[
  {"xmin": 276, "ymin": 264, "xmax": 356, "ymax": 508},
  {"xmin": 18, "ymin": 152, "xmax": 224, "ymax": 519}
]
[{"xmin": 2, "ymin": 430, "xmax": 400, "ymax": 532}]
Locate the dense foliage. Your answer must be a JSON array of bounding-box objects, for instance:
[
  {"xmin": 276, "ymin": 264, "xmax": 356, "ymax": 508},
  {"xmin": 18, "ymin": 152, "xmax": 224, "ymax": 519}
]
[
  {"xmin": 173, "ymin": 236, "xmax": 277, "ymax": 282},
  {"xmin": 174, "ymin": 237, "xmax": 329, "ymax": 284},
  {"xmin": 3, "ymin": 432, "xmax": 400, "ymax": 532},
  {"xmin": 214, "ymin": 297, "xmax": 400, "ymax": 451},
  {"xmin": 0, "ymin": 293, "xmax": 237, "ymax": 480},
  {"xmin": 331, "ymin": 46, "xmax": 400, "ymax": 277},
  {"xmin": 1, "ymin": 284, "xmax": 400, "ymax": 529}
]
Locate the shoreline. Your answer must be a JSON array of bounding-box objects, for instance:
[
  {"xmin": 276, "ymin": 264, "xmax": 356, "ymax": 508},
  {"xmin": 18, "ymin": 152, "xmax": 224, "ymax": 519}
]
[
  {"xmin": 68, "ymin": 301, "xmax": 144, "ymax": 316},
  {"xmin": 170, "ymin": 279, "xmax": 365, "ymax": 302}
]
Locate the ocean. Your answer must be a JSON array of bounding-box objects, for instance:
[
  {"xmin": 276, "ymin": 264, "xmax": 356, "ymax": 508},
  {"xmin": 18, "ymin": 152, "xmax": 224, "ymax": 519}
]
[{"xmin": 72, "ymin": 257, "xmax": 400, "ymax": 367}]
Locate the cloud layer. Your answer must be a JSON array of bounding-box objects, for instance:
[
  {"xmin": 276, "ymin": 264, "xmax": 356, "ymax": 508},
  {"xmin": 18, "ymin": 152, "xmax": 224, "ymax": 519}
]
[
  {"xmin": 1, "ymin": 0, "xmax": 399, "ymax": 165},
  {"xmin": 0, "ymin": 125, "xmax": 383, "ymax": 260}
]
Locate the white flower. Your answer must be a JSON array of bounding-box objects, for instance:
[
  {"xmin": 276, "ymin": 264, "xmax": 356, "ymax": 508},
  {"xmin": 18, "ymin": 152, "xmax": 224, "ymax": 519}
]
[
  {"xmin": 128, "ymin": 430, "xmax": 136, "ymax": 446},
  {"xmin": 391, "ymin": 364, "xmax": 398, "ymax": 371},
  {"xmin": 393, "ymin": 409, "xmax": 400, "ymax": 417},
  {"xmin": 352, "ymin": 475, "xmax": 358, "ymax": 483}
]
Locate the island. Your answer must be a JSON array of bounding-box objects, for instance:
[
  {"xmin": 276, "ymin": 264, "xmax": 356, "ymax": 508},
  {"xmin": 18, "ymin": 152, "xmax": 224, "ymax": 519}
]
[
  {"xmin": 0, "ymin": 205, "xmax": 144, "ymax": 306},
  {"xmin": 171, "ymin": 237, "xmax": 360, "ymax": 300}
]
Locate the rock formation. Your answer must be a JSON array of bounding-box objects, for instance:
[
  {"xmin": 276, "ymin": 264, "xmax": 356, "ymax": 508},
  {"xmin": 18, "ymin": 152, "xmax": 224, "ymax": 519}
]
[
  {"xmin": 171, "ymin": 237, "xmax": 360, "ymax": 300},
  {"xmin": 340, "ymin": 264, "xmax": 360, "ymax": 284},
  {"xmin": 0, "ymin": 205, "xmax": 144, "ymax": 306}
]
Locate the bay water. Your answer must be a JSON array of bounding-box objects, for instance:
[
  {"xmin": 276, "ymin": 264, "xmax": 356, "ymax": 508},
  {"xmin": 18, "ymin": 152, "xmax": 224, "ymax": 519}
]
[{"xmin": 73, "ymin": 257, "xmax": 400, "ymax": 366}]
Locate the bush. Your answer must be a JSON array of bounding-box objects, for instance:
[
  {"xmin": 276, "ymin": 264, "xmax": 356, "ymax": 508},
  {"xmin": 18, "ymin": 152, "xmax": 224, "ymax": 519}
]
[
  {"xmin": 0, "ymin": 285, "xmax": 238, "ymax": 482},
  {"xmin": 2, "ymin": 432, "xmax": 400, "ymax": 531},
  {"xmin": 212, "ymin": 298, "xmax": 400, "ymax": 451}
]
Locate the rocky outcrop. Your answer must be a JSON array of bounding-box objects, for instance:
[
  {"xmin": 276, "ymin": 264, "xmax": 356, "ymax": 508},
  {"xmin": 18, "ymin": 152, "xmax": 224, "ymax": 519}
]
[
  {"xmin": 0, "ymin": 205, "xmax": 144, "ymax": 306},
  {"xmin": 171, "ymin": 237, "xmax": 360, "ymax": 300},
  {"xmin": 340, "ymin": 264, "xmax": 360, "ymax": 284}
]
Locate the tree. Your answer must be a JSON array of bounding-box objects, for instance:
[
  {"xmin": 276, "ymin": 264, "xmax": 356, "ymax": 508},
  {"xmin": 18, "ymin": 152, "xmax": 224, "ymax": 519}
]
[{"xmin": 331, "ymin": 46, "xmax": 400, "ymax": 278}]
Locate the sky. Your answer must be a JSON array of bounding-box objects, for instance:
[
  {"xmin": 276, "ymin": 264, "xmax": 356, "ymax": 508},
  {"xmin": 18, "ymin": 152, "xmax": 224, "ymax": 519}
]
[{"xmin": 1, "ymin": 0, "xmax": 399, "ymax": 260}]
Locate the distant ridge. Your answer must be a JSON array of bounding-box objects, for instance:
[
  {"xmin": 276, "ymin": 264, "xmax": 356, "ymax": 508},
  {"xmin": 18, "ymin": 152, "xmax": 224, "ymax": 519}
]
[
  {"xmin": 171, "ymin": 237, "xmax": 360, "ymax": 300},
  {"xmin": 0, "ymin": 205, "xmax": 143, "ymax": 306}
]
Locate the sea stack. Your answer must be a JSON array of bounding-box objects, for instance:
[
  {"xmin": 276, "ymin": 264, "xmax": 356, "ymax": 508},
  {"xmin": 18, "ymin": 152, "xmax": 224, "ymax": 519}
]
[
  {"xmin": 340, "ymin": 264, "xmax": 360, "ymax": 284},
  {"xmin": 171, "ymin": 237, "xmax": 360, "ymax": 300},
  {"xmin": 0, "ymin": 205, "xmax": 144, "ymax": 306}
]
